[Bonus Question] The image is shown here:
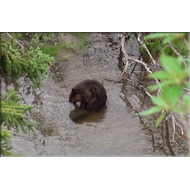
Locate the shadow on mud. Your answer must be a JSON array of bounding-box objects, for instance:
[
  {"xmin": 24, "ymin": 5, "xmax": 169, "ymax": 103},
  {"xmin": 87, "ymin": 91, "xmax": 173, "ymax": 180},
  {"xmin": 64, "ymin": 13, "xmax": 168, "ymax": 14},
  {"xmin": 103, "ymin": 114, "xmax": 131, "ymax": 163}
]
[{"xmin": 69, "ymin": 106, "xmax": 107, "ymax": 124}]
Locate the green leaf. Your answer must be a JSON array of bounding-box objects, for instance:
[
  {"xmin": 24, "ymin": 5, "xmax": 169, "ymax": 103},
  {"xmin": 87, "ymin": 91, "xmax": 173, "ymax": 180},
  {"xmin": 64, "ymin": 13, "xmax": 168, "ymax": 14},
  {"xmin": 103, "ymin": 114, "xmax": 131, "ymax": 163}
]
[
  {"xmin": 176, "ymin": 56, "xmax": 183, "ymax": 68},
  {"xmin": 156, "ymin": 112, "xmax": 167, "ymax": 127},
  {"xmin": 183, "ymin": 64, "xmax": 189, "ymax": 77},
  {"xmin": 183, "ymin": 94, "xmax": 189, "ymax": 105},
  {"xmin": 160, "ymin": 54, "xmax": 181, "ymax": 74},
  {"xmin": 172, "ymin": 107, "xmax": 184, "ymax": 113},
  {"xmin": 183, "ymin": 57, "xmax": 189, "ymax": 63},
  {"xmin": 151, "ymin": 96, "xmax": 167, "ymax": 107},
  {"xmin": 139, "ymin": 106, "xmax": 163, "ymax": 116},
  {"xmin": 171, "ymin": 85, "xmax": 183, "ymax": 106},
  {"xmin": 161, "ymin": 85, "xmax": 183, "ymax": 106},
  {"xmin": 149, "ymin": 80, "xmax": 172, "ymax": 91},
  {"xmin": 185, "ymin": 81, "xmax": 189, "ymax": 88},
  {"xmin": 149, "ymin": 71, "xmax": 171, "ymax": 79},
  {"xmin": 182, "ymin": 94, "xmax": 189, "ymax": 114}
]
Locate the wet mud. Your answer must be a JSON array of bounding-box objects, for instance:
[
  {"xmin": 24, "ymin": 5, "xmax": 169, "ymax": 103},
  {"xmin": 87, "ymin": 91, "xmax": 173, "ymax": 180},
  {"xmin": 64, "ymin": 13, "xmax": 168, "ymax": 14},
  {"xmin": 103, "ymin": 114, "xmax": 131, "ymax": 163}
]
[{"xmin": 8, "ymin": 33, "xmax": 188, "ymax": 156}]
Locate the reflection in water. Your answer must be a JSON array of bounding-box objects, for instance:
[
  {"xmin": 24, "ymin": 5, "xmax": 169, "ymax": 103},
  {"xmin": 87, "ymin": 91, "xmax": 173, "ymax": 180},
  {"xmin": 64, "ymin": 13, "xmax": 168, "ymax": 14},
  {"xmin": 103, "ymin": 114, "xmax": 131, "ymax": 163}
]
[{"xmin": 69, "ymin": 106, "xmax": 107, "ymax": 124}]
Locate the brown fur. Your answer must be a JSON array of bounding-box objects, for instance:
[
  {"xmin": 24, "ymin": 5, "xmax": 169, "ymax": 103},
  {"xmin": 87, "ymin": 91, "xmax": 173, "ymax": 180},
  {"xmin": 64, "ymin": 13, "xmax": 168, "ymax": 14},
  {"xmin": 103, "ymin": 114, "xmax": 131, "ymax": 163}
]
[{"xmin": 69, "ymin": 79, "xmax": 107, "ymax": 110}]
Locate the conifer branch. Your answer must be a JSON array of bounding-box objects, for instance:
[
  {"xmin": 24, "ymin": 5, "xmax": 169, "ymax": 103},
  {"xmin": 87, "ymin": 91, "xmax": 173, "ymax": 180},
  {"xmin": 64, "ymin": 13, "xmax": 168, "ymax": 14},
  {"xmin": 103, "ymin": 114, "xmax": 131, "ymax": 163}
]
[{"xmin": 6, "ymin": 33, "xmax": 24, "ymax": 49}]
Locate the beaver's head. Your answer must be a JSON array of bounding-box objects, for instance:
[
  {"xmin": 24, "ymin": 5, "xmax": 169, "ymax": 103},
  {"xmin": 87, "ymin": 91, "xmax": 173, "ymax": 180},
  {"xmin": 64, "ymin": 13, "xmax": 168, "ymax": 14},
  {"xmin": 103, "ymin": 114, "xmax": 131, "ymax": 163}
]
[
  {"xmin": 69, "ymin": 88, "xmax": 82, "ymax": 104},
  {"xmin": 69, "ymin": 88, "xmax": 91, "ymax": 105}
]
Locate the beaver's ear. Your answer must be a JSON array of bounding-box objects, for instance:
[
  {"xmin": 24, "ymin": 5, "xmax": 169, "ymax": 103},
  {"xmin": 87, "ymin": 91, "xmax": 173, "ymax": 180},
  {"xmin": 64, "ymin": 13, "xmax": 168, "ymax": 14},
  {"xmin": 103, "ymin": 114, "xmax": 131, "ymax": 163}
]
[{"xmin": 71, "ymin": 88, "xmax": 77, "ymax": 94}]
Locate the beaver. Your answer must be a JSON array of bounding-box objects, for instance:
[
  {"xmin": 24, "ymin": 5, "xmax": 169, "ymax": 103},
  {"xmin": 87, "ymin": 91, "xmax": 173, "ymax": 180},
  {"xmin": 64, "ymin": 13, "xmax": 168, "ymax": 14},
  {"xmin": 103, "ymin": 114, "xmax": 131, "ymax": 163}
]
[{"xmin": 69, "ymin": 79, "xmax": 107, "ymax": 110}]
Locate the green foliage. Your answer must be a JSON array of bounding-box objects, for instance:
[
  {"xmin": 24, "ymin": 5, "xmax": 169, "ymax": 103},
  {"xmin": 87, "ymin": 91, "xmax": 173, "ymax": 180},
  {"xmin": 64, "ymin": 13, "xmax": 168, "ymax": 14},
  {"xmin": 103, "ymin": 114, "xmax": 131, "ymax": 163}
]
[
  {"xmin": 14, "ymin": 33, "xmax": 24, "ymax": 40},
  {"xmin": 35, "ymin": 32, "xmax": 89, "ymax": 58},
  {"xmin": 156, "ymin": 111, "xmax": 167, "ymax": 127},
  {"xmin": 140, "ymin": 33, "xmax": 189, "ymax": 57},
  {"xmin": 139, "ymin": 33, "xmax": 189, "ymax": 127},
  {"xmin": 149, "ymin": 54, "xmax": 189, "ymax": 91},
  {"xmin": 1, "ymin": 89, "xmax": 36, "ymax": 156},
  {"xmin": 1, "ymin": 125, "xmax": 16, "ymax": 156},
  {"xmin": 31, "ymin": 33, "xmax": 55, "ymax": 45},
  {"xmin": 42, "ymin": 33, "xmax": 55, "ymax": 43},
  {"xmin": 31, "ymin": 33, "xmax": 40, "ymax": 45},
  {"xmin": 30, "ymin": 33, "xmax": 63, "ymax": 47},
  {"xmin": 0, "ymin": 125, "xmax": 23, "ymax": 156},
  {"xmin": 1, "ymin": 40, "xmax": 55, "ymax": 87},
  {"xmin": 40, "ymin": 42, "xmax": 70, "ymax": 57},
  {"xmin": 31, "ymin": 33, "xmax": 90, "ymax": 58},
  {"xmin": 1, "ymin": 89, "xmax": 36, "ymax": 133},
  {"xmin": 145, "ymin": 33, "xmax": 187, "ymax": 45}
]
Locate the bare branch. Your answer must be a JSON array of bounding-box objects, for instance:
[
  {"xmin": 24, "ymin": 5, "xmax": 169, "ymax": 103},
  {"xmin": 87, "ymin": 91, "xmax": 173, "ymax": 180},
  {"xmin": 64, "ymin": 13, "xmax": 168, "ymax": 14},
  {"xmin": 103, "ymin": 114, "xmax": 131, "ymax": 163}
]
[
  {"xmin": 118, "ymin": 33, "xmax": 161, "ymax": 97},
  {"xmin": 184, "ymin": 87, "xmax": 190, "ymax": 94},
  {"xmin": 182, "ymin": 55, "xmax": 189, "ymax": 58},
  {"xmin": 128, "ymin": 57, "xmax": 160, "ymax": 86},
  {"xmin": 137, "ymin": 33, "xmax": 157, "ymax": 66},
  {"xmin": 118, "ymin": 33, "xmax": 130, "ymax": 82}
]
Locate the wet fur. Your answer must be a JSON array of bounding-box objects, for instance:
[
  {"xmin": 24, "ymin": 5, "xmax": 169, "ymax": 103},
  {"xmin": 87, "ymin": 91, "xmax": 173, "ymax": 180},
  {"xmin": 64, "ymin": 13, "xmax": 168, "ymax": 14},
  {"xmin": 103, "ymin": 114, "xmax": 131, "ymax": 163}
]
[{"xmin": 69, "ymin": 79, "xmax": 107, "ymax": 110}]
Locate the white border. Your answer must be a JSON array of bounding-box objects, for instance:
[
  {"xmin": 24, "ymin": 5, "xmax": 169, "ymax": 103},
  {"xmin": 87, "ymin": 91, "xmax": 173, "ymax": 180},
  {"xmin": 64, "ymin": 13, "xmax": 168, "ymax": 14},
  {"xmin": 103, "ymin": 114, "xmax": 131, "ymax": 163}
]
[{"xmin": 1, "ymin": 1, "xmax": 189, "ymax": 32}]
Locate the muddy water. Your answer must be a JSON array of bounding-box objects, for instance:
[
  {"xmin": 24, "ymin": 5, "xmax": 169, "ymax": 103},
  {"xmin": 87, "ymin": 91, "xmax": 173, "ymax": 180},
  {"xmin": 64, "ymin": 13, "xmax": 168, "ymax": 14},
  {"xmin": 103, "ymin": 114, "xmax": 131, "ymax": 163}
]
[{"xmin": 10, "ymin": 33, "xmax": 188, "ymax": 156}]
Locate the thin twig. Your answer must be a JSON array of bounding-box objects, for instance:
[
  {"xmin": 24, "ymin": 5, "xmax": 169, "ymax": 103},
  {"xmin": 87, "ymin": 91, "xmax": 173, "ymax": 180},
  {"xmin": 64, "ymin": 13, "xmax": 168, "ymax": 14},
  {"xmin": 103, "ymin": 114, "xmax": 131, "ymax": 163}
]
[
  {"xmin": 175, "ymin": 121, "xmax": 184, "ymax": 135},
  {"xmin": 158, "ymin": 44, "xmax": 170, "ymax": 56},
  {"xmin": 184, "ymin": 87, "xmax": 190, "ymax": 93},
  {"xmin": 182, "ymin": 55, "xmax": 189, "ymax": 58},
  {"xmin": 139, "ymin": 85, "xmax": 152, "ymax": 98}
]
